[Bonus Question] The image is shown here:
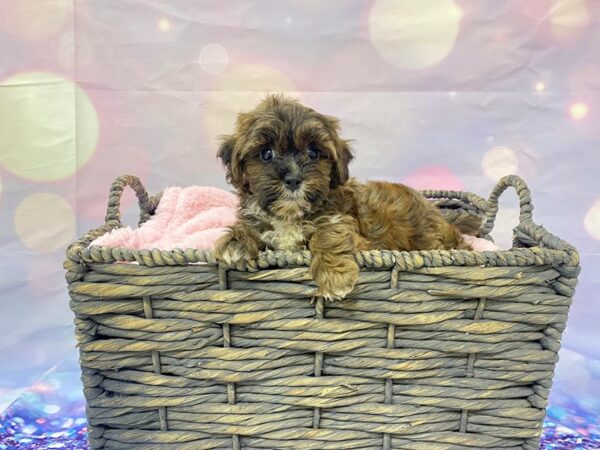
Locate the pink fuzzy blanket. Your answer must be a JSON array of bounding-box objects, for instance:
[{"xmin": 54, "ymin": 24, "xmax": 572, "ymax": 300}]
[
  {"xmin": 91, "ymin": 186, "xmax": 499, "ymax": 252},
  {"xmin": 92, "ymin": 186, "xmax": 239, "ymax": 250}
]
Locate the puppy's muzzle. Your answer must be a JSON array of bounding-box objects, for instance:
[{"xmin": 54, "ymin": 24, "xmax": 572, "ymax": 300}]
[{"xmin": 283, "ymin": 173, "xmax": 301, "ymax": 191}]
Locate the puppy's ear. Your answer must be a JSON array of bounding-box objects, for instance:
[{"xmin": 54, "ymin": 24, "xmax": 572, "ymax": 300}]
[
  {"xmin": 323, "ymin": 115, "xmax": 354, "ymax": 188},
  {"xmin": 217, "ymin": 135, "xmax": 244, "ymax": 189},
  {"xmin": 330, "ymin": 138, "xmax": 353, "ymax": 188}
]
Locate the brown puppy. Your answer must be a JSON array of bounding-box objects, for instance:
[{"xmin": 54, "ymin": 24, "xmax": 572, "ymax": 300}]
[{"xmin": 214, "ymin": 95, "xmax": 474, "ymax": 301}]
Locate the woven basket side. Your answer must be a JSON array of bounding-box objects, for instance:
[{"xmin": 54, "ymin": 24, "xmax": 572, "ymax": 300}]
[{"xmin": 67, "ymin": 257, "xmax": 577, "ymax": 449}]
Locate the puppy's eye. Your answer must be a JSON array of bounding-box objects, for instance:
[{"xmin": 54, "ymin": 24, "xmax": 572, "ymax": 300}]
[
  {"xmin": 307, "ymin": 147, "xmax": 319, "ymax": 160},
  {"xmin": 260, "ymin": 148, "xmax": 274, "ymax": 162}
]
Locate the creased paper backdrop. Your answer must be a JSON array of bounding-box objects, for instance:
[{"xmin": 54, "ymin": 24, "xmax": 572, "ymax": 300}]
[{"xmin": 0, "ymin": 0, "xmax": 599, "ymax": 441}]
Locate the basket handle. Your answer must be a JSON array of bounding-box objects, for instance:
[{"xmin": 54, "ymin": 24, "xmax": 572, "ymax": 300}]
[
  {"xmin": 104, "ymin": 175, "xmax": 156, "ymax": 226},
  {"xmin": 480, "ymin": 175, "xmax": 534, "ymax": 235}
]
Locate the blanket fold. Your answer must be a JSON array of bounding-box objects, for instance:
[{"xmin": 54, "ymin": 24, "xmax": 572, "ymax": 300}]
[{"xmin": 91, "ymin": 186, "xmax": 238, "ymax": 250}]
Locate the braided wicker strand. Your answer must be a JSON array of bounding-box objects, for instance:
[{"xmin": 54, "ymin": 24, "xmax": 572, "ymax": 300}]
[{"xmin": 65, "ymin": 174, "xmax": 579, "ymax": 449}]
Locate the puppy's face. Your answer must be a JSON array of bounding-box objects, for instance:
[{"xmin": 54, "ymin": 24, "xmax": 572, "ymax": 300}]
[{"xmin": 218, "ymin": 95, "xmax": 353, "ymax": 220}]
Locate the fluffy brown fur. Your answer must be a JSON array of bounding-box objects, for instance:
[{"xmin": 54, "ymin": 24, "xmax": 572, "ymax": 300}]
[{"xmin": 214, "ymin": 95, "xmax": 476, "ymax": 301}]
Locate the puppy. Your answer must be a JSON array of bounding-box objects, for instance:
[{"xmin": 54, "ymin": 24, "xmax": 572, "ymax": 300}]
[{"xmin": 214, "ymin": 95, "xmax": 476, "ymax": 301}]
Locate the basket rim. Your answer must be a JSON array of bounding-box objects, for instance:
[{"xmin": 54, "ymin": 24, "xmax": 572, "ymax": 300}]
[{"xmin": 65, "ymin": 218, "xmax": 579, "ymax": 272}]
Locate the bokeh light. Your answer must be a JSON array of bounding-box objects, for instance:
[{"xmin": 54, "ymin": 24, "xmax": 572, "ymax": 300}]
[
  {"xmin": 158, "ymin": 18, "xmax": 171, "ymax": 32},
  {"xmin": 584, "ymin": 199, "xmax": 600, "ymax": 240},
  {"xmin": 205, "ymin": 64, "xmax": 297, "ymax": 145},
  {"xmin": 535, "ymin": 82, "xmax": 546, "ymax": 92},
  {"xmin": 199, "ymin": 44, "xmax": 229, "ymax": 75},
  {"xmin": 14, "ymin": 193, "xmax": 76, "ymax": 252},
  {"xmin": 43, "ymin": 404, "xmax": 61, "ymax": 415},
  {"xmin": 549, "ymin": 0, "xmax": 590, "ymax": 40},
  {"xmin": 0, "ymin": 72, "xmax": 99, "ymax": 182},
  {"xmin": 481, "ymin": 146, "xmax": 519, "ymax": 181},
  {"xmin": 0, "ymin": 0, "xmax": 72, "ymax": 41},
  {"xmin": 368, "ymin": 0, "xmax": 463, "ymax": 69},
  {"xmin": 567, "ymin": 98, "xmax": 600, "ymax": 140},
  {"xmin": 403, "ymin": 165, "xmax": 465, "ymax": 191},
  {"xmin": 569, "ymin": 102, "xmax": 589, "ymax": 120}
]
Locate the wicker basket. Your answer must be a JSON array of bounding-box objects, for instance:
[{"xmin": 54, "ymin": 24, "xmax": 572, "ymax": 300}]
[{"xmin": 65, "ymin": 174, "xmax": 579, "ymax": 450}]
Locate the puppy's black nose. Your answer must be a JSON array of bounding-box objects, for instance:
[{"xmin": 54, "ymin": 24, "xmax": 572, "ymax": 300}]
[{"xmin": 284, "ymin": 174, "xmax": 301, "ymax": 191}]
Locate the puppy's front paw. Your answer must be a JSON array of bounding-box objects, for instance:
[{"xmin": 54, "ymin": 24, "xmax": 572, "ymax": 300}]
[
  {"xmin": 311, "ymin": 256, "xmax": 359, "ymax": 302},
  {"xmin": 214, "ymin": 232, "xmax": 259, "ymax": 266}
]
